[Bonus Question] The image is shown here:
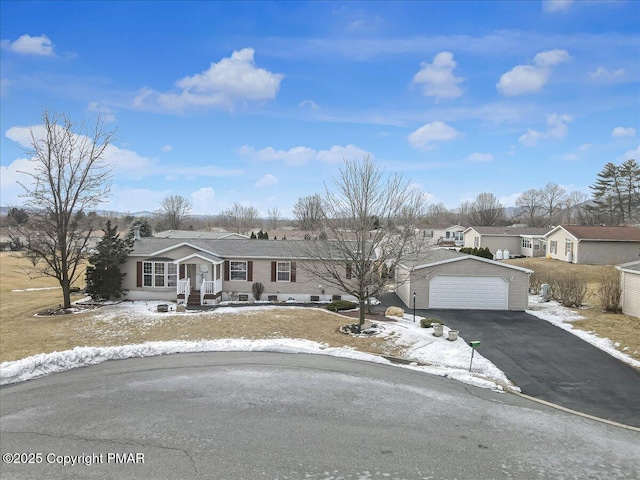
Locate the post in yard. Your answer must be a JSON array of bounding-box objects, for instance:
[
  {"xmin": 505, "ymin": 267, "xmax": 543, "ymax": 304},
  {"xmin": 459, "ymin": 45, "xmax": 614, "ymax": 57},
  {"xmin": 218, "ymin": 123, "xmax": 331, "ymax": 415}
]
[
  {"xmin": 469, "ymin": 341, "xmax": 481, "ymax": 372},
  {"xmin": 413, "ymin": 292, "xmax": 416, "ymax": 323}
]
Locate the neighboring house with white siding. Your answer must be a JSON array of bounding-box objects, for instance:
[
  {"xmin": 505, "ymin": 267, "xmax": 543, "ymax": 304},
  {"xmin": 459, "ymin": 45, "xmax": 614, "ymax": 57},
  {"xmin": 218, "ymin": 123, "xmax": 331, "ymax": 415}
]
[
  {"xmin": 421, "ymin": 224, "xmax": 466, "ymax": 246},
  {"xmin": 545, "ymin": 225, "xmax": 640, "ymax": 265},
  {"xmin": 616, "ymin": 261, "xmax": 640, "ymax": 318},
  {"xmin": 462, "ymin": 226, "xmax": 549, "ymax": 258}
]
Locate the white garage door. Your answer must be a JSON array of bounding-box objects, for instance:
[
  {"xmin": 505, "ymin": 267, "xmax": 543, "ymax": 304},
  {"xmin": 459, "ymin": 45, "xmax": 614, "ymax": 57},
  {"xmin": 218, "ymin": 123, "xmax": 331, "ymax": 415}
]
[{"xmin": 429, "ymin": 275, "xmax": 508, "ymax": 310}]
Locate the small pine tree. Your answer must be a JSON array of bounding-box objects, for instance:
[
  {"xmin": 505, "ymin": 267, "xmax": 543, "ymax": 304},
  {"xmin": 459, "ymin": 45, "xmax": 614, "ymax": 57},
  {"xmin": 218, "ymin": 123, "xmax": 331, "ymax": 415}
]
[
  {"xmin": 263, "ymin": 231, "xmax": 269, "ymax": 240},
  {"xmin": 250, "ymin": 231, "xmax": 257, "ymax": 239},
  {"xmin": 273, "ymin": 235, "xmax": 277, "ymax": 240},
  {"xmin": 86, "ymin": 221, "xmax": 133, "ymax": 300}
]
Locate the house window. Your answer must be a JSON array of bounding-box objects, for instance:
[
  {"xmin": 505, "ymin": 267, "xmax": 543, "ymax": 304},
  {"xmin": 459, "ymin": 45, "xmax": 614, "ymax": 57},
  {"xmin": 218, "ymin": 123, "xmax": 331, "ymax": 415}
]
[
  {"xmin": 565, "ymin": 241, "xmax": 573, "ymax": 255},
  {"xmin": 533, "ymin": 240, "xmax": 540, "ymax": 251},
  {"xmin": 230, "ymin": 261, "xmax": 247, "ymax": 281},
  {"xmin": 143, "ymin": 261, "xmax": 177, "ymax": 288},
  {"xmin": 550, "ymin": 240, "xmax": 557, "ymax": 254},
  {"xmin": 474, "ymin": 236, "xmax": 479, "ymax": 247},
  {"xmin": 445, "ymin": 231, "xmax": 451, "ymax": 239},
  {"xmin": 454, "ymin": 232, "xmax": 463, "ymax": 242},
  {"xmin": 522, "ymin": 238, "xmax": 532, "ymax": 249},
  {"xmin": 277, "ymin": 261, "xmax": 291, "ymax": 282}
]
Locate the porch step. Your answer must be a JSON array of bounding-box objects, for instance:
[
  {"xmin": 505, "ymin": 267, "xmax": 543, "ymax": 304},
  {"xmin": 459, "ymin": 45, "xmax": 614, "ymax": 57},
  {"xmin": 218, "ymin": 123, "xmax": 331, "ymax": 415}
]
[{"xmin": 187, "ymin": 293, "xmax": 200, "ymax": 306}]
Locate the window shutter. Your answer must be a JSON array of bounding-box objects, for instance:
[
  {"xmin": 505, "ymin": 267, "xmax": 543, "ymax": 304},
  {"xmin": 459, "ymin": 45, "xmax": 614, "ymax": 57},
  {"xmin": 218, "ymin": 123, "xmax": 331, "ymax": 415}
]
[
  {"xmin": 291, "ymin": 262, "xmax": 296, "ymax": 282},
  {"xmin": 346, "ymin": 263, "xmax": 352, "ymax": 279},
  {"xmin": 136, "ymin": 262, "xmax": 143, "ymax": 287},
  {"xmin": 248, "ymin": 261, "xmax": 253, "ymax": 282},
  {"xmin": 179, "ymin": 264, "xmax": 186, "ymax": 279},
  {"xmin": 224, "ymin": 261, "xmax": 229, "ymax": 281},
  {"xmin": 271, "ymin": 262, "xmax": 276, "ymax": 282}
]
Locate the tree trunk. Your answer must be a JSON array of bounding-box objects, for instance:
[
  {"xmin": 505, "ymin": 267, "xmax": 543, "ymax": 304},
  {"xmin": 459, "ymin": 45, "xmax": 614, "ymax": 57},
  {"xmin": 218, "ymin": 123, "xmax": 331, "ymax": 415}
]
[
  {"xmin": 358, "ymin": 299, "xmax": 365, "ymax": 331},
  {"xmin": 61, "ymin": 280, "xmax": 72, "ymax": 309}
]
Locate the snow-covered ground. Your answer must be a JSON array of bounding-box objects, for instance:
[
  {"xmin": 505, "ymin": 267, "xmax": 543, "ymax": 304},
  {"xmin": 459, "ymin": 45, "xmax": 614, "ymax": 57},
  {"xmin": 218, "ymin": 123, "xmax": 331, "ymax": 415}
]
[{"xmin": 1, "ymin": 296, "xmax": 637, "ymax": 390}]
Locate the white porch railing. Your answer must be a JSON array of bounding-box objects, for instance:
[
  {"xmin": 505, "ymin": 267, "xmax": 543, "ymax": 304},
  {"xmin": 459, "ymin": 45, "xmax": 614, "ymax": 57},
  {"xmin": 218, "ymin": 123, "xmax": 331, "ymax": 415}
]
[
  {"xmin": 177, "ymin": 278, "xmax": 190, "ymax": 303},
  {"xmin": 200, "ymin": 279, "xmax": 222, "ymax": 305}
]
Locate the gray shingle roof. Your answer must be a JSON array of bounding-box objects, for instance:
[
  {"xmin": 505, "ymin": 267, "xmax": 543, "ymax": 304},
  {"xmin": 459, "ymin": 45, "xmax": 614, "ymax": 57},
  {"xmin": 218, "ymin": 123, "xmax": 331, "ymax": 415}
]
[
  {"xmin": 466, "ymin": 226, "xmax": 550, "ymax": 236},
  {"xmin": 130, "ymin": 237, "xmax": 371, "ymax": 260}
]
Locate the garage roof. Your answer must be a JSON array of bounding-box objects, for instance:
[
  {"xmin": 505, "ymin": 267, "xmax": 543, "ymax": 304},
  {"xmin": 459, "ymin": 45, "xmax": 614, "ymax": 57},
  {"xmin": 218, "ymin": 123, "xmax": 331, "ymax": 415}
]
[{"xmin": 401, "ymin": 248, "xmax": 533, "ymax": 274}]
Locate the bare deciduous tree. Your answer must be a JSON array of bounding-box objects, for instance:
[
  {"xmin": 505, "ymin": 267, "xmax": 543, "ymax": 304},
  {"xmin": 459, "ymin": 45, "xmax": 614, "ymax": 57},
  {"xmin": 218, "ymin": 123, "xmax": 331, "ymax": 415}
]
[
  {"xmin": 469, "ymin": 192, "xmax": 505, "ymax": 226},
  {"xmin": 515, "ymin": 189, "xmax": 543, "ymax": 226},
  {"xmin": 221, "ymin": 202, "xmax": 259, "ymax": 235},
  {"xmin": 563, "ymin": 191, "xmax": 589, "ymax": 225},
  {"xmin": 293, "ymin": 194, "xmax": 324, "ymax": 231},
  {"xmin": 267, "ymin": 206, "xmax": 281, "ymax": 231},
  {"xmin": 159, "ymin": 194, "xmax": 193, "ymax": 230},
  {"xmin": 540, "ymin": 182, "xmax": 566, "ymax": 223},
  {"xmin": 13, "ymin": 110, "xmax": 114, "ymax": 308},
  {"xmin": 301, "ymin": 157, "xmax": 426, "ymax": 330}
]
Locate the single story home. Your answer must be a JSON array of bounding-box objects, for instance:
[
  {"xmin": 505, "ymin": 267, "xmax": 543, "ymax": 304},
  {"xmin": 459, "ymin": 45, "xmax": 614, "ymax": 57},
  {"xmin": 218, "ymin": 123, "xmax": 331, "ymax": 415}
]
[
  {"xmin": 616, "ymin": 261, "xmax": 640, "ymax": 318},
  {"xmin": 395, "ymin": 249, "xmax": 533, "ymax": 311},
  {"xmin": 463, "ymin": 226, "xmax": 549, "ymax": 258},
  {"xmin": 545, "ymin": 225, "xmax": 640, "ymax": 265},
  {"xmin": 154, "ymin": 230, "xmax": 249, "ymax": 240},
  {"xmin": 421, "ymin": 224, "xmax": 466, "ymax": 247},
  {"xmin": 122, "ymin": 236, "xmax": 358, "ymax": 305}
]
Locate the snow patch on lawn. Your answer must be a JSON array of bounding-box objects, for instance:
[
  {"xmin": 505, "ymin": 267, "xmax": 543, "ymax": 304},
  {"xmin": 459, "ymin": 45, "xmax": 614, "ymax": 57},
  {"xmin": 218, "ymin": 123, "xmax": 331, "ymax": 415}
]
[
  {"xmin": 526, "ymin": 295, "xmax": 640, "ymax": 370},
  {"xmin": 0, "ymin": 301, "xmax": 511, "ymax": 391}
]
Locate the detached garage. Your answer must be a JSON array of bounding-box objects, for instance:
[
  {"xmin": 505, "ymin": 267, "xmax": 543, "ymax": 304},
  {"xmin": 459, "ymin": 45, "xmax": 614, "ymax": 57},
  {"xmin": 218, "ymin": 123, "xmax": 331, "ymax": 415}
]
[{"xmin": 395, "ymin": 249, "xmax": 532, "ymax": 311}]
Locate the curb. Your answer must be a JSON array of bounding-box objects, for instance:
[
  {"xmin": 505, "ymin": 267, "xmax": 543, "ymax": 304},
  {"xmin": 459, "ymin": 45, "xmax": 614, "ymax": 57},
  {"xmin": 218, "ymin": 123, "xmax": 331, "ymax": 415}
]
[{"xmin": 496, "ymin": 382, "xmax": 640, "ymax": 432}]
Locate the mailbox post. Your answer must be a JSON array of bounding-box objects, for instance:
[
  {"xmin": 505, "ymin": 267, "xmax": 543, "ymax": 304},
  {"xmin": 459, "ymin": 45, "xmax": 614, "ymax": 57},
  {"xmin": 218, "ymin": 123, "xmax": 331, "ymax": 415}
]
[{"xmin": 469, "ymin": 340, "xmax": 481, "ymax": 372}]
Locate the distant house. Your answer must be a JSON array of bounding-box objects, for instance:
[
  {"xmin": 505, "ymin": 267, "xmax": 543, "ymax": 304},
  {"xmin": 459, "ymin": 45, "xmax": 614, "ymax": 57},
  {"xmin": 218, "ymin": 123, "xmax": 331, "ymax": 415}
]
[
  {"xmin": 462, "ymin": 226, "xmax": 549, "ymax": 258},
  {"xmin": 545, "ymin": 225, "xmax": 640, "ymax": 265},
  {"xmin": 153, "ymin": 230, "xmax": 249, "ymax": 240},
  {"xmin": 395, "ymin": 249, "xmax": 532, "ymax": 311},
  {"xmin": 122, "ymin": 236, "xmax": 357, "ymax": 306},
  {"xmin": 616, "ymin": 261, "xmax": 640, "ymax": 318},
  {"xmin": 421, "ymin": 224, "xmax": 466, "ymax": 246}
]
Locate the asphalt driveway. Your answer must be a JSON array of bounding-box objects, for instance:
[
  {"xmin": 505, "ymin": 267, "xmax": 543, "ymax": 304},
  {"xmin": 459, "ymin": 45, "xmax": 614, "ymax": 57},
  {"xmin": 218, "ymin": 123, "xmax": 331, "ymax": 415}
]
[{"xmin": 376, "ymin": 293, "xmax": 640, "ymax": 427}]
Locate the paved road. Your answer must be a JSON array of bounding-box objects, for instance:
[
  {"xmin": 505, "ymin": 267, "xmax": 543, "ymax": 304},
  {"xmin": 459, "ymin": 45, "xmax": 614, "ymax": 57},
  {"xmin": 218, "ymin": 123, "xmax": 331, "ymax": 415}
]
[
  {"xmin": 377, "ymin": 293, "xmax": 640, "ymax": 427},
  {"xmin": 1, "ymin": 352, "xmax": 638, "ymax": 479}
]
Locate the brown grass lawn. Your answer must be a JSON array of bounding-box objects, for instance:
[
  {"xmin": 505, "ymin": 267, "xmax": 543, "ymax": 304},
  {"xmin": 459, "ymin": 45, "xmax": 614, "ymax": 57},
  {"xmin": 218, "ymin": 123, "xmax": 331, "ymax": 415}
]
[
  {"xmin": 506, "ymin": 257, "xmax": 640, "ymax": 362},
  {"xmin": 0, "ymin": 252, "xmax": 401, "ymax": 363},
  {"xmin": 1, "ymin": 252, "xmax": 637, "ymax": 365}
]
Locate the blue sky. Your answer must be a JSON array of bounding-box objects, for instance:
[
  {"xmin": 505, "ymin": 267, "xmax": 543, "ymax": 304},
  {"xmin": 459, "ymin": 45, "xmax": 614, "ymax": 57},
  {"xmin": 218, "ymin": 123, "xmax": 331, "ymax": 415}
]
[{"xmin": 1, "ymin": 0, "xmax": 638, "ymax": 217}]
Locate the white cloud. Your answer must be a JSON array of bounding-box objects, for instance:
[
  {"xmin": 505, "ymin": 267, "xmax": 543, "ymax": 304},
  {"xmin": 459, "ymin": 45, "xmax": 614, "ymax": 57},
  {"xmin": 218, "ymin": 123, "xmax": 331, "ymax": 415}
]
[
  {"xmin": 86, "ymin": 102, "xmax": 116, "ymax": 123},
  {"xmin": 161, "ymin": 145, "xmax": 173, "ymax": 152},
  {"xmin": 500, "ymin": 193, "xmax": 520, "ymax": 208},
  {"xmin": 315, "ymin": 144, "xmax": 372, "ymax": 164},
  {"xmin": 407, "ymin": 121, "xmax": 463, "ymax": 149},
  {"xmin": 100, "ymin": 187, "xmax": 169, "ymax": 213},
  {"xmin": 133, "ymin": 48, "xmax": 284, "ymax": 112},
  {"xmin": 0, "ymin": 157, "xmax": 38, "ymax": 206},
  {"xmin": 299, "ymin": 99, "xmax": 318, "ymax": 109},
  {"xmin": 611, "ymin": 127, "xmax": 636, "ymax": 138},
  {"xmin": 191, "ymin": 187, "xmax": 216, "ymax": 214},
  {"xmin": 255, "ymin": 174, "xmax": 278, "ymax": 188},
  {"xmin": 561, "ymin": 143, "xmax": 592, "ymax": 161},
  {"xmin": 543, "ymin": 0, "xmax": 573, "ymax": 13},
  {"xmin": 519, "ymin": 113, "xmax": 573, "ymax": 147},
  {"xmin": 1, "ymin": 34, "xmax": 55, "ymax": 56},
  {"xmin": 467, "ymin": 152, "xmax": 493, "ymax": 162},
  {"xmin": 619, "ymin": 145, "xmax": 640, "ymax": 162},
  {"xmin": 239, "ymin": 144, "xmax": 373, "ymax": 166},
  {"xmin": 589, "ymin": 67, "xmax": 625, "ymax": 81},
  {"xmin": 497, "ymin": 49, "xmax": 570, "ymax": 96},
  {"xmin": 412, "ymin": 51, "xmax": 464, "ymax": 100}
]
